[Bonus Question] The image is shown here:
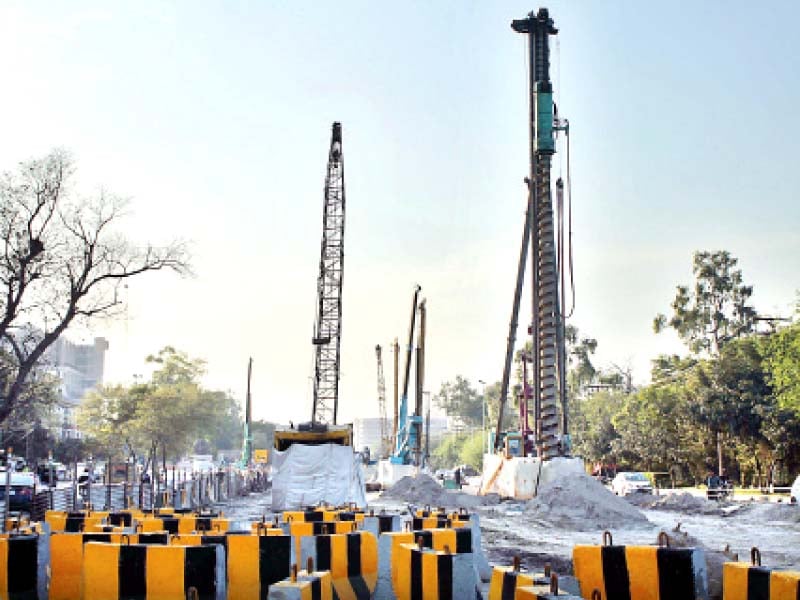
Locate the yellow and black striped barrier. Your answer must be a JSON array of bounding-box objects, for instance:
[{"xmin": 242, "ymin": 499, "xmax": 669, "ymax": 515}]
[
  {"xmin": 390, "ymin": 540, "xmax": 476, "ymax": 600},
  {"xmin": 361, "ymin": 514, "xmax": 402, "ymax": 539},
  {"xmin": 138, "ymin": 515, "xmax": 230, "ymax": 534},
  {"xmin": 167, "ymin": 531, "xmax": 292, "ymax": 598},
  {"xmin": 0, "ymin": 534, "xmax": 38, "ymax": 600},
  {"xmin": 82, "ymin": 541, "xmax": 222, "ymax": 600},
  {"xmin": 573, "ymin": 532, "xmax": 707, "ymax": 600},
  {"xmin": 50, "ymin": 531, "xmax": 173, "ymax": 600},
  {"xmin": 289, "ymin": 521, "xmax": 358, "ymax": 565},
  {"xmin": 723, "ymin": 547, "xmax": 800, "ymax": 599},
  {"xmin": 267, "ymin": 560, "xmax": 334, "ymax": 600},
  {"xmin": 283, "ymin": 510, "xmax": 335, "ymax": 523},
  {"xmin": 45, "ymin": 510, "xmax": 108, "ymax": 533},
  {"xmin": 300, "ymin": 531, "xmax": 378, "ymax": 600},
  {"xmin": 488, "ymin": 563, "xmax": 550, "ymax": 600}
]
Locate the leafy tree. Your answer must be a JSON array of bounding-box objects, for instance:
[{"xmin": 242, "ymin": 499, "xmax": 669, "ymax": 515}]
[
  {"xmin": 433, "ymin": 376, "xmax": 482, "ymax": 429},
  {"xmin": 79, "ymin": 347, "xmax": 242, "ymax": 463},
  {"xmin": 763, "ymin": 321, "xmax": 800, "ymax": 417},
  {"xmin": 429, "ymin": 433, "xmax": 467, "ymax": 471},
  {"xmin": 654, "ymin": 250, "xmax": 756, "ymax": 354},
  {"xmin": 685, "ymin": 337, "xmax": 772, "ymax": 483},
  {"xmin": 458, "ymin": 431, "xmax": 485, "ymax": 470},
  {"xmin": 571, "ymin": 390, "xmax": 625, "ymax": 463},
  {"xmin": 0, "ymin": 150, "xmax": 190, "ymax": 425}
]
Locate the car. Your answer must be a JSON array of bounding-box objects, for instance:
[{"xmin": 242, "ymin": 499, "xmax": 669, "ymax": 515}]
[
  {"xmin": 790, "ymin": 475, "xmax": 800, "ymax": 504},
  {"xmin": 0, "ymin": 472, "xmax": 37, "ymax": 512},
  {"xmin": 611, "ymin": 472, "xmax": 653, "ymax": 496}
]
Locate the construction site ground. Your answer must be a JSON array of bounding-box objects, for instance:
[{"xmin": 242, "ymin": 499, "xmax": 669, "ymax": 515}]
[{"xmin": 220, "ymin": 473, "xmax": 800, "ymax": 577}]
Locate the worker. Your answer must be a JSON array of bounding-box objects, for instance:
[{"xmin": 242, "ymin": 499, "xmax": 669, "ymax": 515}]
[{"xmin": 454, "ymin": 466, "xmax": 462, "ymax": 489}]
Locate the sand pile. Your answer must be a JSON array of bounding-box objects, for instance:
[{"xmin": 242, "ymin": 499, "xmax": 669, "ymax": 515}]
[
  {"xmin": 380, "ymin": 474, "xmax": 500, "ymax": 509},
  {"xmin": 525, "ymin": 472, "xmax": 649, "ymax": 531},
  {"xmin": 626, "ymin": 492, "xmax": 741, "ymax": 516},
  {"xmin": 739, "ymin": 502, "xmax": 800, "ymax": 523},
  {"xmin": 647, "ymin": 492, "xmax": 723, "ymax": 515}
]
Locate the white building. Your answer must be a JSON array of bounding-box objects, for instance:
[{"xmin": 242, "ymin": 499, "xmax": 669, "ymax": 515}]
[{"xmin": 47, "ymin": 336, "xmax": 109, "ymax": 439}]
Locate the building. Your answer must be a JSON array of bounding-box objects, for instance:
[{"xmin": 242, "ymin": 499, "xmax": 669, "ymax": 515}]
[{"xmin": 47, "ymin": 336, "xmax": 109, "ymax": 439}]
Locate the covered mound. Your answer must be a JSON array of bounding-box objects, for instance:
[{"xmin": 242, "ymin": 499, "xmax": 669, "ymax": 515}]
[{"xmin": 526, "ymin": 472, "xmax": 649, "ymax": 530}]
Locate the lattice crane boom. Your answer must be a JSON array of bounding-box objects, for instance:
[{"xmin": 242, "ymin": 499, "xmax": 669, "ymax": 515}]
[
  {"xmin": 311, "ymin": 122, "xmax": 346, "ymax": 425},
  {"xmin": 375, "ymin": 345, "xmax": 390, "ymax": 457}
]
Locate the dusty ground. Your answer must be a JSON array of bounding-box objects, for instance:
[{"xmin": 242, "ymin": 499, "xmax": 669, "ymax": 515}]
[{"xmin": 220, "ymin": 480, "xmax": 800, "ymax": 574}]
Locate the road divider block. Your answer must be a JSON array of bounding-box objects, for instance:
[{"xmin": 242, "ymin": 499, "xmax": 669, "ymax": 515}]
[
  {"xmin": 723, "ymin": 550, "xmax": 800, "ymax": 600},
  {"xmin": 0, "ymin": 534, "xmax": 39, "ymax": 600},
  {"xmin": 390, "ymin": 542, "xmax": 476, "ymax": 600},
  {"xmin": 300, "ymin": 531, "xmax": 378, "ymax": 600},
  {"xmin": 82, "ymin": 541, "xmax": 224, "ymax": 600},
  {"xmin": 573, "ymin": 533, "xmax": 708, "ymax": 600}
]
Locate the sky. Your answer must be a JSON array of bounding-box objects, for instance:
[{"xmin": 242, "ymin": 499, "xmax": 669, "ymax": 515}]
[{"xmin": 1, "ymin": 1, "xmax": 798, "ymax": 425}]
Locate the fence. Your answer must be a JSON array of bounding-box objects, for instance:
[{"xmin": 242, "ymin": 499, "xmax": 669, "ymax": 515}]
[{"xmin": 24, "ymin": 467, "xmax": 269, "ymax": 518}]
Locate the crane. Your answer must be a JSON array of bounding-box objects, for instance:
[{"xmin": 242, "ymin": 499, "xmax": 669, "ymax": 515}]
[
  {"xmin": 494, "ymin": 8, "xmax": 571, "ymax": 460},
  {"xmin": 311, "ymin": 122, "xmax": 346, "ymax": 425},
  {"xmin": 375, "ymin": 344, "xmax": 391, "ymax": 458}
]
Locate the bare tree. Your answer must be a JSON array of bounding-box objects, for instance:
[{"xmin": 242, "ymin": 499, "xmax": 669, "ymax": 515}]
[{"xmin": 0, "ymin": 149, "xmax": 191, "ymax": 425}]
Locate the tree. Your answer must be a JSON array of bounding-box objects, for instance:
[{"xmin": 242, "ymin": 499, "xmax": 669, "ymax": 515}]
[
  {"xmin": 79, "ymin": 347, "xmax": 242, "ymax": 464},
  {"xmin": 763, "ymin": 321, "xmax": 800, "ymax": 417},
  {"xmin": 433, "ymin": 376, "xmax": 482, "ymax": 429},
  {"xmin": 0, "ymin": 150, "xmax": 191, "ymax": 425},
  {"xmin": 654, "ymin": 250, "xmax": 756, "ymax": 354}
]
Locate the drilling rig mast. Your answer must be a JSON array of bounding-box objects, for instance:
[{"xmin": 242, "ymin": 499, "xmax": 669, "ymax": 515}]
[
  {"xmin": 494, "ymin": 8, "xmax": 570, "ymax": 460},
  {"xmin": 311, "ymin": 122, "xmax": 346, "ymax": 425}
]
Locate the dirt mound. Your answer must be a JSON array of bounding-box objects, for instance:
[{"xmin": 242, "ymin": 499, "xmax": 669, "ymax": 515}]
[
  {"xmin": 380, "ymin": 474, "xmax": 500, "ymax": 509},
  {"xmin": 738, "ymin": 501, "xmax": 800, "ymax": 523},
  {"xmin": 646, "ymin": 492, "xmax": 724, "ymax": 515},
  {"xmin": 526, "ymin": 472, "xmax": 649, "ymax": 531}
]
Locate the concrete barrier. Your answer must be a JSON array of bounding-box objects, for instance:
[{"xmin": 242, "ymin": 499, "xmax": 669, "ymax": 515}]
[
  {"xmin": 45, "ymin": 510, "xmax": 107, "ymax": 533},
  {"xmin": 0, "ymin": 534, "xmax": 39, "ymax": 600},
  {"xmin": 573, "ymin": 536, "xmax": 708, "ymax": 600},
  {"xmin": 723, "ymin": 560, "xmax": 800, "ymax": 599},
  {"xmin": 289, "ymin": 521, "xmax": 358, "ymax": 565},
  {"xmin": 361, "ymin": 514, "xmax": 401, "ymax": 539},
  {"xmin": 268, "ymin": 568, "xmax": 332, "ymax": 600},
  {"xmin": 82, "ymin": 541, "xmax": 224, "ymax": 600},
  {"xmin": 300, "ymin": 531, "xmax": 378, "ymax": 600},
  {"xmin": 224, "ymin": 533, "xmax": 292, "ymax": 600},
  {"xmin": 390, "ymin": 542, "xmax": 475, "ymax": 600},
  {"xmin": 488, "ymin": 565, "xmax": 546, "ymax": 600}
]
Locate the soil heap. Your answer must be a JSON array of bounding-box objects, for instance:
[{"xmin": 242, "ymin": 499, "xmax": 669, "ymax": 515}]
[
  {"xmin": 380, "ymin": 474, "xmax": 500, "ymax": 509},
  {"xmin": 526, "ymin": 472, "xmax": 649, "ymax": 531}
]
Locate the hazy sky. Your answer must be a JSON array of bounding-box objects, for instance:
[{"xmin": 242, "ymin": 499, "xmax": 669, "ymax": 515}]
[{"xmin": 1, "ymin": 1, "xmax": 798, "ymax": 425}]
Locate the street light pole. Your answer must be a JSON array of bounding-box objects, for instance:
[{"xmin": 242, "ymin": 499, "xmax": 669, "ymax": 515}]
[{"xmin": 478, "ymin": 380, "xmax": 487, "ymax": 454}]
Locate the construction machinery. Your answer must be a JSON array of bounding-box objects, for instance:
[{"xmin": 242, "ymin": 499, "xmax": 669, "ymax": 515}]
[
  {"xmin": 271, "ymin": 122, "xmax": 363, "ymax": 509},
  {"xmin": 239, "ymin": 358, "xmax": 253, "ymax": 467},
  {"xmin": 378, "ymin": 286, "xmax": 427, "ymax": 486},
  {"xmin": 311, "ymin": 121, "xmax": 346, "ymax": 427},
  {"xmin": 375, "ymin": 345, "xmax": 392, "ymax": 458},
  {"xmin": 481, "ymin": 8, "xmax": 583, "ymax": 499}
]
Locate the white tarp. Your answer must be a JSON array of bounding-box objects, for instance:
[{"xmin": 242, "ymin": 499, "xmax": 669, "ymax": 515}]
[{"xmin": 271, "ymin": 443, "xmax": 367, "ymax": 510}]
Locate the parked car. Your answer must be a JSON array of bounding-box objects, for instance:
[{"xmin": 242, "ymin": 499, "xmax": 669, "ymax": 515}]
[
  {"xmin": 790, "ymin": 475, "xmax": 800, "ymax": 504},
  {"xmin": 0, "ymin": 472, "xmax": 36, "ymax": 512},
  {"xmin": 611, "ymin": 472, "xmax": 653, "ymax": 496}
]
